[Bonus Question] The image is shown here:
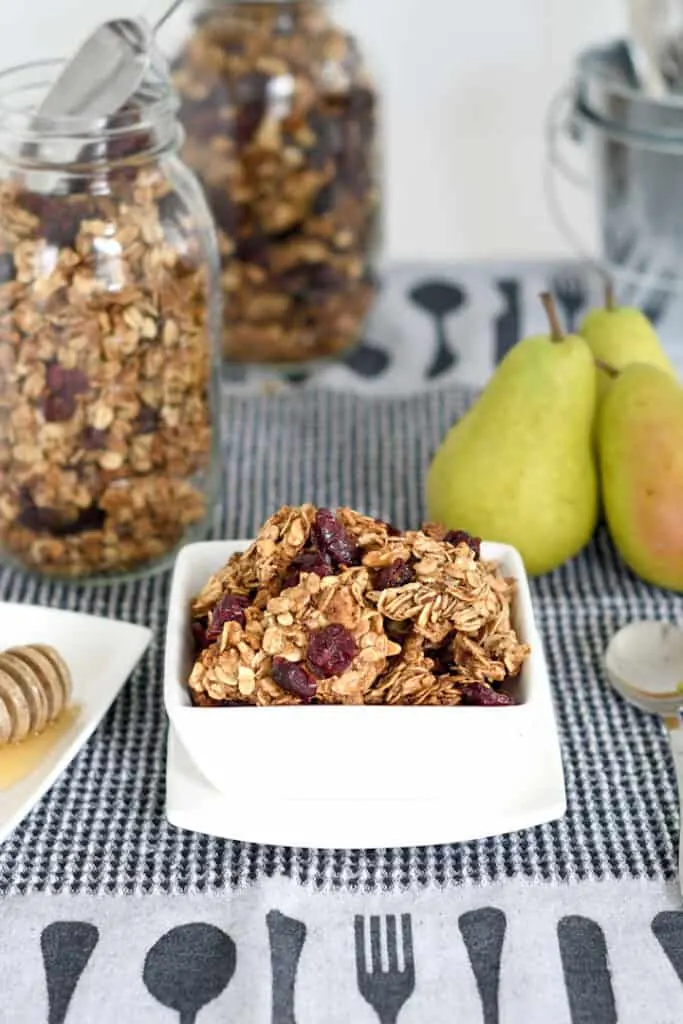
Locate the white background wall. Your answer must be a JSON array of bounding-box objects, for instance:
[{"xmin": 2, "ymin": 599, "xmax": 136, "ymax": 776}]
[{"xmin": 0, "ymin": 0, "xmax": 626, "ymax": 261}]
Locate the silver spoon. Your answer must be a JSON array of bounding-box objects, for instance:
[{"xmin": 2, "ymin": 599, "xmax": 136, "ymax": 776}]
[
  {"xmin": 37, "ymin": 0, "xmax": 185, "ymax": 121},
  {"xmin": 624, "ymin": 0, "xmax": 669, "ymax": 97},
  {"xmin": 606, "ymin": 620, "xmax": 683, "ymax": 894}
]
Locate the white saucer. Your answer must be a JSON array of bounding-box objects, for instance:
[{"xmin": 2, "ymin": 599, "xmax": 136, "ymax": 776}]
[{"xmin": 0, "ymin": 603, "xmax": 151, "ymax": 845}]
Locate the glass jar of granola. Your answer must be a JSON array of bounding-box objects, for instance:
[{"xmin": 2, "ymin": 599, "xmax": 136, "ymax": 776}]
[
  {"xmin": 172, "ymin": 0, "xmax": 380, "ymax": 365},
  {"xmin": 0, "ymin": 61, "xmax": 222, "ymax": 580}
]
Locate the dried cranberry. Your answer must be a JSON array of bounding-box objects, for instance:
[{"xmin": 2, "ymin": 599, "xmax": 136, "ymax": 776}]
[
  {"xmin": 272, "ymin": 657, "xmax": 318, "ymax": 702},
  {"xmin": 309, "ymin": 264, "xmax": 343, "ymax": 293},
  {"xmin": 375, "ymin": 518, "xmax": 402, "ymax": 537},
  {"xmin": 444, "ymin": 530, "xmax": 481, "ymax": 559},
  {"xmin": 18, "ymin": 503, "xmax": 66, "ymax": 534},
  {"xmin": 22, "ymin": 195, "xmax": 83, "ymax": 249},
  {"xmin": 312, "ymin": 181, "xmax": 336, "ymax": 217},
  {"xmin": 136, "ymin": 404, "xmax": 160, "ymax": 434},
  {"xmin": 17, "ymin": 499, "xmax": 104, "ymax": 537},
  {"xmin": 460, "ymin": 683, "xmax": 515, "ymax": 707},
  {"xmin": 373, "ymin": 559, "xmax": 415, "ymax": 590},
  {"xmin": 306, "ymin": 624, "xmax": 358, "ymax": 678},
  {"xmin": 283, "ymin": 549, "xmax": 333, "ymax": 589},
  {"xmin": 42, "ymin": 364, "xmax": 89, "ymax": 423},
  {"xmin": 312, "ymin": 509, "xmax": 360, "ymax": 567},
  {"xmin": 235, "ymin": 102, "xmax": 265, "ymax": 145},
  {"xmin": 69, "ymin": 505, "xmax": 107, "ymax": 534},
  {"xmin": 82, "ymin": 426, "xmax": 108, "ymax": 450},
  {"xmin": 236, "ymin": 233, "xmax": 270, "ymax": 268},
  {"xmin": 106, "ymin": 129, "xmax": 154, "ymax": 163},
  {"xmin": 191, "ymin": 619, "xmax": 209, "ymax": 653},
  {"xmin": 430, "ymin": 633, "xmax": 456, "ymax": 675},
  {"xmin": 43, "ymin": 394, "xmax": 76, "ymax": 422},
  {"xmin": 280, "ymin": 264, "xmax": 343, "ymax": 303},
  {"xmin": 0, "ymin": 252, "xmax": 15, "ymax": 283},
  {"xmin": 206, "ymin": 594, "xmax": 250, "ymax": 644}
]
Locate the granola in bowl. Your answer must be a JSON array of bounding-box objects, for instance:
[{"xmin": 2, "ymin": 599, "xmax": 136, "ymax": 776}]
[{"xmin": 188, "ymin": 506, "xmax": 531, "ymax": 707}]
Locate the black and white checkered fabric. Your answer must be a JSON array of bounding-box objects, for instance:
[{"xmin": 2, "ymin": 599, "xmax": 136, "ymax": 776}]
[{"xmin": 0, "ymin": 386, "xmax": 679, "ymax": 894}]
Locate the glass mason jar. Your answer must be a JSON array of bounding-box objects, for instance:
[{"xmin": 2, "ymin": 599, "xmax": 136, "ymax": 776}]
[
  {"xmin": 0, "ymin": 61, "xmax": 222, "ymax": 580},
  {"xmin": 172, "ymin": 0, "xmax": 380, "ymax": 365}
]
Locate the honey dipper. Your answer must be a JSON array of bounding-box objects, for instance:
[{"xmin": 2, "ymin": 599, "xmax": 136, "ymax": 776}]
[{"xmin": 0, "ymin": 645, "xmax": 72, "ymax": 745}]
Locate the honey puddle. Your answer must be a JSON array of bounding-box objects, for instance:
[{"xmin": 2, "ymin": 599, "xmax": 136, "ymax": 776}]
[{"xmin": 0, "ymin": 705, "xmax": 81, "ymax": 790}]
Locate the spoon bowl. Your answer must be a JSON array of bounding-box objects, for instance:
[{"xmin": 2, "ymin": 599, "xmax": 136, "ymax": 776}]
[
  {"xmin": 143, "ymin": 923, "xmax": 236, "ymax": 1023},
  {"xmin": 36, "ymin": 0, "xmax": 184, "ymax": 122},
  {"xmin": 36, "ymin": 20, "xmax": 153, "ymax": 121},
  {"xmin": 606, "ymin": 619, "xmax": 683, "ymax": 896},
  {"xmin": 606, "ymin": 619, "xmax": 683, "ymax": 714}
]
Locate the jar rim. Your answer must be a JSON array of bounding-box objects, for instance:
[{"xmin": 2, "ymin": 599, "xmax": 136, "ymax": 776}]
[{"xmin": 0, "ymin": 58, "xmax": 179, "ymax": 145}]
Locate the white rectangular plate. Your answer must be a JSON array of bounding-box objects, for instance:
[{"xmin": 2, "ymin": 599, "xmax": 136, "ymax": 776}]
[
  {"xmin": 0, "ymin": 604, "xmax": 151, "ymax": 846},
  {"xmin": 165, "ymin": 540, "xmax": 566, "ymax": 849}
]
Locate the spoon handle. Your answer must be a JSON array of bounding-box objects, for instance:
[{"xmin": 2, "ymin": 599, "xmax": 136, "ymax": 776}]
[
  {"xmin": 426, "ymin": 317, "xmax": 457, "ymax": 380},
  {"xmin": 667, "ymin": 722, "xmax": 683, "ymax": 895},
  {"xmin": 151, "ymin": 0, "xmax": 186, "ymax": 34}
]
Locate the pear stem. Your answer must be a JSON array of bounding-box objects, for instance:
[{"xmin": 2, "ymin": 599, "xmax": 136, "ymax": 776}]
[
  {"xmin": 540, "ymin": 292, "xmax": 564, "ymax": 342},
  {"xmin": 605, "ymin": 281, "xmax": 616, "ymax": 311},
  {"xmin": 595, "ymin": 358, "xmax": 619, "ymax": 378}
]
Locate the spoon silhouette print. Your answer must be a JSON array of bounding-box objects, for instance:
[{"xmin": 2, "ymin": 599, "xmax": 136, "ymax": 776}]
[
  {"xmin": 143, "ymin": 923, "xmax": 236, "ymax": 1023},
  {"xmin": 459, "ymin": 908, "xmax": 506, "ymax": 1024},
  {"xmin": 606, "ymin": 620, "xmax": 683, "ymax": 896},
  {"xmin": 41, "ymin": 922, "xmax": 99, "ymax": 1024},
  {"xmin": 409, "ymin": 279, "xmax": 465, "ymax": 380},
  {"xmin": 267, "ymin": 910, "xmax": 307, "ymax": 1024}
]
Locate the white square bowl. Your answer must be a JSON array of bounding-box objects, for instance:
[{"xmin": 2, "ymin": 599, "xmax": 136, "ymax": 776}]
[{"xmin": 164, "ymin": 540, "xmax": 566, "ymax": 849}]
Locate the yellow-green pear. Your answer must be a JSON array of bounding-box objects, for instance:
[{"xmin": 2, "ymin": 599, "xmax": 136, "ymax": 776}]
[
  {"xmin": 599, "ymin": 362, "xmax": 683, "ymax": 591},
  {"xmin": 426, "ymin": 294, "xmax": 598, "ymax": 576},
  {"xmin": 580, "ymin": 284, "xmax": 674, "ymax": 401}
]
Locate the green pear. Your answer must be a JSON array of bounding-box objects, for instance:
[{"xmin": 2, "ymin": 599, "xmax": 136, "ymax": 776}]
[
  {"xmin": 599, "ymin": 362, "xmax": 683, "ymax": 591},
  {"xmin": 580, "ymin": 284, "xmax": 674, "ymax": 402},
  {"xmin": 426, "ymin": 294, "xmax": 598, "ymax": 576}
]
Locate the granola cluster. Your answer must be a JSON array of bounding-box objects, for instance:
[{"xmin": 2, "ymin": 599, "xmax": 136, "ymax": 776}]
[
  {"xmin": 0, "ymin": 160, "xmax": 215, "ymax": 577},
  {"xmin": 173, "ymin": 2, "xmax": 379, "ymax": 363},
  {"xmin": 189, "ymin": 506, "xmax": 531, "ymax": 707}
]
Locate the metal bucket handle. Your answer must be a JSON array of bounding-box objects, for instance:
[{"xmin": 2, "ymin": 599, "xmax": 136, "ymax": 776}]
[
  {"xmin": 545, "ymin": 82, "xmax": 683, "ymax": 299},
  {"xmin": 544, "ymin": 83, "xmax": 606, "ymax": 274}
]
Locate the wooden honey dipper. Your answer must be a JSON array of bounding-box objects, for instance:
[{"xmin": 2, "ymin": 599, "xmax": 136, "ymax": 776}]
[{"xmin": 0, "ymin": 645, "xmax": 72, "ymax": 745}]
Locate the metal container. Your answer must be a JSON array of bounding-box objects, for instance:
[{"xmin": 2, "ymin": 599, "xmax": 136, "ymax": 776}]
[{"xmin": 548, "ymin": 39, "xmax": 683, "ymax": 303}]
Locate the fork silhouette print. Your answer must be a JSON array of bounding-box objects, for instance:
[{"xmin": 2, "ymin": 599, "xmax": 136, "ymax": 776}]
[{"xmin": 355, "ymin": 914, "xmax": 416, "ymax": 1023}]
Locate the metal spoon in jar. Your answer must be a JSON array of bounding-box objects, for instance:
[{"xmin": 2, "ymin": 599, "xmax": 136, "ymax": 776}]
[
  {"xmin": 606, "ymin": 620, "xmax": 683, "ymax": 894},
  {"xmin": 36, "ymin": 0, "xmax": 185, "ymax": 121},
  {"xmin": 624, "ymin": 0, "xmax": 669, "ymax": 97}
]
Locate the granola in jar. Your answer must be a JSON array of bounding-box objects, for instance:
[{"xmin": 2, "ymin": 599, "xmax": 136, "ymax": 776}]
[
  {"xmin": 189, "ymin": 506, "xmax": 531, "ymax": 706},
  {"xmin": 172, "ymin": 0, "xmax": 380, "ymax": 364},
  {"xmin": 0, "ymin": 63, "xmax": 222, "ymax": 579}
]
